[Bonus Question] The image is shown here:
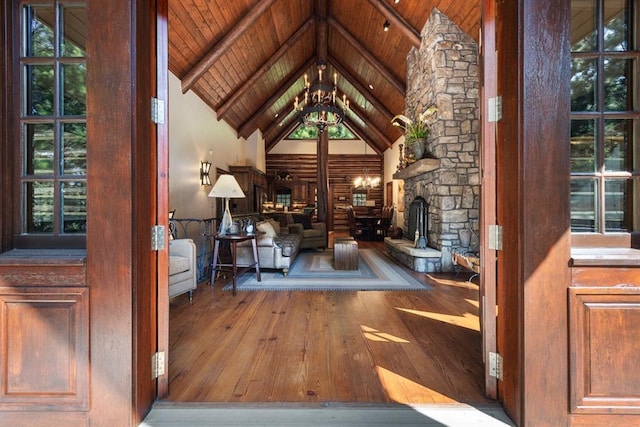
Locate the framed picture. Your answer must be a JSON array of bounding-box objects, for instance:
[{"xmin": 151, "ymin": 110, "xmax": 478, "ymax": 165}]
[{"xmin": 338, "ymin": 196, "xmax": 346, "ymax": 202}]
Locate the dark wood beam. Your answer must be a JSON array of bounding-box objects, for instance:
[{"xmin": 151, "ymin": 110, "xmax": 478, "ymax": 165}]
[
  {"xmin": 265, "ymin": 118, "xmax": 299, "ymax": 153},
  {"xmin": 215, "ymin": 18, "xmax": 316, "ymax": 120},
  {"xmin": 329, "ymin": 56, "xmax": 396, "ymax": 121},
  {"xmin": 315, "ymin": 0, "xmax": 329, "ymax": 62},
  {"xmin": 328, "ymin": 16, "xmax": 405, "ymax": 94},
  {"xmin": 345, "ymin": 102, "xmax": 393, "ymax": 151},
  {"xmin": 180, "ymin": 0, "xmax": 276, "ymax": 94},
  {"xmin": 367, "ymin": 0, "xmax": 421, "ymax": 48},
  {"xmin": 238, "ymin": 56, "xmax": 315, "ymax": 138}
]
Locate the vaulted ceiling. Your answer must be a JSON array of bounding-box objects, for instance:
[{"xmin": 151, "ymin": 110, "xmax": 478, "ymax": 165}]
[{"xmin": 168, "ymin": 0, "xmax": 481, "ymax": 155}]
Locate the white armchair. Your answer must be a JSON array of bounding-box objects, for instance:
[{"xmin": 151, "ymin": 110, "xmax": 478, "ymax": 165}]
[{"xmin": 169, "ymin": 239, "xmax": 197, "ymax": 302}]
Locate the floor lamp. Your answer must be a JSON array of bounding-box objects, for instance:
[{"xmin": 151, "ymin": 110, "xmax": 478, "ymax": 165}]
[{"xmin": 208, "ymin": 174, "xmax": 245, "ymax": 234}]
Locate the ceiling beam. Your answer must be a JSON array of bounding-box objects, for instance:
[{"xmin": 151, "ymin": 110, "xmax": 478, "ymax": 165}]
[
  {"xmin": 329, "ymin": 57, "xmax": 396, "ymax": 121},
  {"xmin": 266, "ymin": 117, "xmax": 300, "ymax": 153},
  {"xmin": 180, "ymin": 0, "xmax": 277, "ymax": 94},
  {"xmin": 346, "ymin": 102, "xmax": 393, "ymax": 151},
  {"xmin": 328, "ymin": 16, "xmax": 405, "ymax": 94},
  {"xmin": 367, "ymin": 0, "xmax": 421, "ymax": 48},
  {"xmin": 215, "ymin": 18, "xmax": 316, "ymax": 121},
  {"xmin": 238, "ymin": 56, "xmax": 316, "ymax": 138},
  {"xmin": 315, "ymin": 0, "xmax": 329, "ymax": 62}
]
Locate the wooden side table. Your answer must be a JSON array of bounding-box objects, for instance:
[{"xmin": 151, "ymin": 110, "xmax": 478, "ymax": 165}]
[
  {"xmin": 210, "ymin": 233, "xmax": 261, "ymax": 296},
  {"xmin": 334, "ymin": 238, "xmax": 359, "ymax": 270}
]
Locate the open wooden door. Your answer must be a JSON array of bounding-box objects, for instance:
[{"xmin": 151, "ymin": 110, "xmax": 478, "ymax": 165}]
[
  {"xmin": 480, "ymin": 0, "xmax": 498, "ymax": 401},
  {"xmin": 155, "ymin": 0, "xmax": 171, "ymax": 399}
]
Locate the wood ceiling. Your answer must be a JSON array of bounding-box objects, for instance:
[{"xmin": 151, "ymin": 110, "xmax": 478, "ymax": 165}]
[{"xmin": 168, "ymin": 0, "xmax": 481, "ymax": 154}]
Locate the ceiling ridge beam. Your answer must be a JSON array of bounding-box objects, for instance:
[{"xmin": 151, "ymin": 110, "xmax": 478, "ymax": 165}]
[
  {"xmin": 180, "ymin": 0, "xmax": 277, "ymax": 94},
  {"xmin": 327, "ymin": 15, "xmax": 405, "ymax": 94},
  {"xmin": 215, "ymin": 18, "xmax": 316, "ymax": 120},
  {"xmin": 367, "ymin": 0, "xmax": 421, "ymax": 47},
  {"xmin": 238, "ymin": 56, "xmax": 316, "ymax": 138},
  {"xmin": 329, "ymin": 57, "xmax": 395, "ymax": 121}
]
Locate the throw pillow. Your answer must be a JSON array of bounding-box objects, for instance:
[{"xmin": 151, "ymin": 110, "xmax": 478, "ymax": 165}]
[
  {"xmin": 293, "ymin": 213, "xmax": 313, "ymax": 229},
  {"xmin": 267, "ymin": 218, "xmax": 281, "ymax": 235},
  {"xmin": 256, "ymin": 220, "xmax": 278, "ymax": 238}
]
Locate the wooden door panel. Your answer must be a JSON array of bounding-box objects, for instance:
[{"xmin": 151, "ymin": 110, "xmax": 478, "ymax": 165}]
[
  {"xmin": 0, "ymin": 286, "xmax": 89, "ymax": 411},
  {"xmin": 570, "ymin": 287, "xmax": 640, "ymax": 414}
]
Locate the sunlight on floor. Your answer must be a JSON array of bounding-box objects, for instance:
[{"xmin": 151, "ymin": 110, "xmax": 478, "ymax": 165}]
[
  {"xmin": 361, "ymin": 325, "xmax": 410, "ymax": 343},
  {"xmin": 395, "ymin": 307, "xmax": 480, "ymax": 332},
  {"xmin": 376, "ymin": 365, "xmax": 457, "ymax": 404}
]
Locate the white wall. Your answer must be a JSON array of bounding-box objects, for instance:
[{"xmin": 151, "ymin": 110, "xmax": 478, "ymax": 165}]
[
  {"xmin": 269, "ymin": 137, "xmax": 367, "ymax": 154},
  {"xmin": 169, "ymin": 72, "xmax": 250, "ymax": 218}
]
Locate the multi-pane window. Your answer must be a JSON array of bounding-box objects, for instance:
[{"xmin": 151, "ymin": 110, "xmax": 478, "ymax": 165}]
[
  {"xmin": 570, "ymin": 0, "xmax": 639, "ymax": 235},
  {"xmin": 20, "ymin": 1, "xmax": 87, "ymax": 241},
  {"xmin": 352, "ymin": 191, "xmax": 367, "ymax": 207},
  {"xmin": 275, "ymin": 193, "xmax": 291, "ymax": 207}
]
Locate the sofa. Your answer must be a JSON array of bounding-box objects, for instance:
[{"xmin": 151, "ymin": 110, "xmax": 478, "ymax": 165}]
[
  {"xmin": 169, "ymin": 238, "xmax": 197, "ymax": 301},
  {"xmin": 285, "ymin": 213, "xmax": 327, "ymax": 250},
  {"xmin": 235, "ymin": 217, "xmax": 303, "ymax": 277}
]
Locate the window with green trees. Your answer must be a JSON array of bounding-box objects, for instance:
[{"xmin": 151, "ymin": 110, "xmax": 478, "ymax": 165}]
[
  {"xmin": 19, "ymin": 1, "xmax": 87, "ymax": 244},
  {"xmin": 570, "ymin": 0, "xmax": 639, "ymax": 236}
]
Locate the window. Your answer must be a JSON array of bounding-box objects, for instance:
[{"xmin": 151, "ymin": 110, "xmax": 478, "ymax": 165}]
[
  {"xmin": 570, "ymin": 0, "xmax": 640, "ymax": 239},
  {"xmin": 275, "ymin": 193, "xmax": 291, "ymax": 207},
  {"xmin": 18, "ymin": 1, "xmax": 87, "ymax": 247},
  {"xmin": 352, "ymin": 191, "xmax": 367, "ymax": 207}
]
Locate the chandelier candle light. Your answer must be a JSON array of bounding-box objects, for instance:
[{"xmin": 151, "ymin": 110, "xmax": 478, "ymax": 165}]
[{"xmin": 294, "ymin": 61, "xmax": 349, "ymax": 133}]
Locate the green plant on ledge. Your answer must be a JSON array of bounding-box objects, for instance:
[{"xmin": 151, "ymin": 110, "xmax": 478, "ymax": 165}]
[{"xmin": 392, "ymin": 106, "xmax": 437, "ymax": 160}]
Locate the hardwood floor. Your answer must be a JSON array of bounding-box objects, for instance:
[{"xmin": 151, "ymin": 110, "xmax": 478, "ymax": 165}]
[{"xmin": 166, "ymin": 234, "xmax": 491, "ymax": 406}]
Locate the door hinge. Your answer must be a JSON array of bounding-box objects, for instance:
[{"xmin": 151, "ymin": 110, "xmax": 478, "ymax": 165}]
[
  {"xmin": 151, "ymin": 225, "xmax": 166, "ymax": 251},
  {"xmin": 488, "ymin": 96, "xmax": 502, "ymax": 122},
  {"xmin": 489, "ymin": 351, "xmax": 503, "ymax": 380},
  {"xmin": 151, "ymin": 97, "xmax": 165, "ymax": 124},
  {"xmin": 152, "ymin": 351, "xmax": 165, "ymax": 379},
  {"xmin": 488, "ymin": 224, "xmax": 503, "ymax": 251}
]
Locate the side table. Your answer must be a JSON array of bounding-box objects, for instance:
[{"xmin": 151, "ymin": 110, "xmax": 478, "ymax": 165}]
[{"xmin": 210, "ymin": 233, "xmax": 261, "ymax": 296}]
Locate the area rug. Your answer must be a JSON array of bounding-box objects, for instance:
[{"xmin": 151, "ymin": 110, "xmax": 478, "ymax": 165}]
[{"xmin": 223, "ymin": 248, "xmax": 431, "ymax": 292}]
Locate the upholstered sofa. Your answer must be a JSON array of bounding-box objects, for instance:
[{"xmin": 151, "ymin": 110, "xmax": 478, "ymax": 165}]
[
  {"xmin": 169, "ymin": 238, "xmax": 197, "ymax": 301},
  {"xmin": 236, "ymin": 217, "xmax": 303, "ymax": 277}
]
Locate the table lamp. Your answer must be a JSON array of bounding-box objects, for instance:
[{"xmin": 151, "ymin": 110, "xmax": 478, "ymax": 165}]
[{"xmin": 208, "ymin": 174, "xmax": 245, "ymax": 234}]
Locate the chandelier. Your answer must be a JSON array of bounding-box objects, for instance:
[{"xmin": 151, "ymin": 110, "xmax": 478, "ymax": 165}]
[
  {"xmin": 353, "ymin": 145, "xmax": 380, "ymax": 188},
  {"xmin": 293, "ymin": 61, "xmax": 349, "ymax": 133}
]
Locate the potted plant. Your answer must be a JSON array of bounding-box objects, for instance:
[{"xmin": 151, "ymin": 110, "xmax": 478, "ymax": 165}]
[{"xmin": 392, "ymin": 106, "xmax": 437, "ymax": 160}]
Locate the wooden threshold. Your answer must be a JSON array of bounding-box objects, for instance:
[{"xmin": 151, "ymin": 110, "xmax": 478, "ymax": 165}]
[{"xmin": 166, "ymin": 236, "xmax": 492, "ymax": 406}]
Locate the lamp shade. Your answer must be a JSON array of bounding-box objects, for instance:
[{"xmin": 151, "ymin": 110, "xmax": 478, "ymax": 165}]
[{"xmin": 207, "ymin": 174, "xmax": 245, "ymax": 199}]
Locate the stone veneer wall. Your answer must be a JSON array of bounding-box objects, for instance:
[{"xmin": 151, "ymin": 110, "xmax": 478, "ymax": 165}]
[{"xmin": 402, "ymin": 8, "xmax": 480, "ymax": 271}]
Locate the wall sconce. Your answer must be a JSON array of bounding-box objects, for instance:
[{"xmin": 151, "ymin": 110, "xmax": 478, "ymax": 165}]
[{"xmin": 200, "ymin": 160, "xmax": 212, "ymax": 186}]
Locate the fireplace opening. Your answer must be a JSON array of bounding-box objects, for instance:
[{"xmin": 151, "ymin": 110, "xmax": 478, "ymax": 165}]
[{"xmin": 408, "ymin": 196, "xmax": 428, "ymax": 248}]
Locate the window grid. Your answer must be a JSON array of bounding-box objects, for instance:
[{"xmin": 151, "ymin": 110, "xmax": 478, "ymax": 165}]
[
  {"xmin": 570, "ymin": 0, "xmax": 640, "ymax": 236},
  {"xmin": 20, "ymin": 1, "xmax": 87, "ymax": 239}
]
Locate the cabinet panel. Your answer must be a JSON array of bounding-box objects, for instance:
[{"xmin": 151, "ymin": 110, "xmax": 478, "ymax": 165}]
[
  {"xmin": 0, "ymin": 287, "xmax": 89, "ymax": 411},
  {"xmin": 569, "ymin": 287, "xmax": 640, "ymax": 414}
]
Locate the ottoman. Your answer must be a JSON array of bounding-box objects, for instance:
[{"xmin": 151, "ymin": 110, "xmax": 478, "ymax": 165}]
[{"xmin": 334, "ymin": 238, "xmax": 359, "ymax": 270}]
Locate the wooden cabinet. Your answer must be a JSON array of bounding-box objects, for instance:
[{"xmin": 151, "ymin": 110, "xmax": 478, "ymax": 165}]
[
  {"xmin": 229, "ymin": 166, "xmax": 267, "ymax": 214},
  {"xmin": 292, "ymin": 181, "xmax": 307, "ymax": 202}
]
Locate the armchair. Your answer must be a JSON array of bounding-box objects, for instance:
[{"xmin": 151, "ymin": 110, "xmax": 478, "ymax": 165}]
[
  {"xmin": 285, "ymin": 213, "xmax": 327, "ymax": 250},
  {"xmin": 169, "ymin": 238, "xmax": 197, "ymax": 302}
]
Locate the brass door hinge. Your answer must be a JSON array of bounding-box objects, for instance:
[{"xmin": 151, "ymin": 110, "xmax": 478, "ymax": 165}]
[{"xmin": 152, "ymin": 351, "xmax": 165, "ymax": 379}]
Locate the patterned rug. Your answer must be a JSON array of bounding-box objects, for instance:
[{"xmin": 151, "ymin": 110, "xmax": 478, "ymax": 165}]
[{"xmin": 223, "ymin": 248, "xmax": 431, "ymax": 291}]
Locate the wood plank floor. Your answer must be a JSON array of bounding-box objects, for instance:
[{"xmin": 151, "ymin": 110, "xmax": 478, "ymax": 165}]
[{"xmin": 166, "ymin": 235, "xmax": 492, "ymax": 406}]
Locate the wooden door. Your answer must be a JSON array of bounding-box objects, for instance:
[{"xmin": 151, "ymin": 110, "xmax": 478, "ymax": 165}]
[
  {"xmin": 480, "ymin": 0, "xmax": 498, "ymax": 400},
  {"xmin": 155, "ymin": 0, "xmax": 171, "ymax": 398}
]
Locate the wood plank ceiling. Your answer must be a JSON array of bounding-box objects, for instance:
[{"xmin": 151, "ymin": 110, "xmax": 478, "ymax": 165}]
[{"xmin": 168, "ymin": 0, "xmax": 480, "ymax": 155}]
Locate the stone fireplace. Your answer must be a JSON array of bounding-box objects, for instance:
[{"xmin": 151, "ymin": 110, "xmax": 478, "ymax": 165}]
[{"xmin": 387, "ymin": 9, "xmax": 480, "ymax": 272}]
